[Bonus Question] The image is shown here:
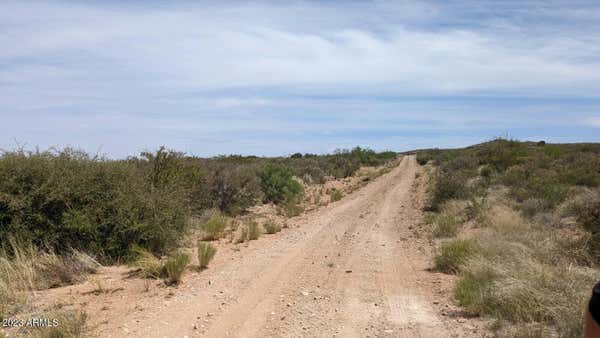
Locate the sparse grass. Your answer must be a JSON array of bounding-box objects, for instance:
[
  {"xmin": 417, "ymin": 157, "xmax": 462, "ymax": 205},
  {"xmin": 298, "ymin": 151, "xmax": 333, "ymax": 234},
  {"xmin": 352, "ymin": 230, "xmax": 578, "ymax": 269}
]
[
  {"xmin": 130, "ymin": 248, "xmax": 190, "ymax": 285},
  {"xmin": 329, "ymin": 189, "xmax": 343, "ymax": 202},
  {"xmin": 163, "ymin": 253, "xmax": 189, "ymax": 285},
  {"xmin": 452, "ymin": 205, "xmax": 596, "ymax": 336},
  {"xmin": 0, "ymin": 239, "xmax": 99, "ymax": 319},
  {"xmin": 21, "ymin": 310, "xmax": 87, "ymax": 338},
  {"xmin": 280, "ymin": 200, "xmax": 304, "ymax": 217},
  {"xmin": 197, "ymin": 241, "xmax": 216, "ymax": 269},
  {"xmin": 263, "ymin": 221, "xmax": 282, "ymax": 234},
  {"xmin": 431, "ymin": 214, "xmax": 461, "ymax": 238},
  {"xmin": 429, "ymin": 201, "xmax": 464, "ymax": 238},
  {"xmin": 200, "ymin": 215, "xmax": 228, "ymax": 241},
  {"xmin": 247, "ymin": 221, "xmax": 260, "ymax": 240},
  {"xmin": 421, "ymin": 140, "xmax": 600, "ymax": 336},
  {"xmin": 434, "ymin": 239, "xmax": 476, "ymax": 274}
]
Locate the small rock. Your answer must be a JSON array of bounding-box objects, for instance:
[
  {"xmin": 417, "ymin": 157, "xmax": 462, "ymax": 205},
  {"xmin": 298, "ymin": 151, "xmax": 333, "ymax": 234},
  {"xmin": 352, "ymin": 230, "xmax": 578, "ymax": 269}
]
[{"xmin": 345, "ymin": 270, "xmax": 352, "ymax": 273}]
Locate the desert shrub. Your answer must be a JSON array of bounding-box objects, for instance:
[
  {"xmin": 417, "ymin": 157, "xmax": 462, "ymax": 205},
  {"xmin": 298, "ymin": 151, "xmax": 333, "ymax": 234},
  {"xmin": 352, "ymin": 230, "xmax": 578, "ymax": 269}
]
[
  {"xmin": 207, "ymin": 163, "xmax": 261, "ymax": 215},
  {"xmin": 479, "ymin": 165, "xmax": 493, "ymax": 180},
  {"xmin": 476, "ymin": 138, "xmax": 528, "ymax": 171},
  {"xmin": 263, "ymin": 221, "xmax": 281, "ymax": 234},
  {"xmin": 258, "ymin": 164, "xmax": 303, "ymax": 204},
  {"xmin": 427, "ymin": 172, "xmax": 469, "ymax": 211},
  {"xmin": 200, "ymin": 215, "xmax": 227, "ymax": 241},
  {"xmin": 434, "ymin": 239, "xmax": 476, "ymax": 273},
  {"xmin": 163, "ymin": 253, "xmax": 189, "ymax": 285},
  {"xmin": 0, "ymin": 147, "xmax": 195, "ymax": 261},
  {"xmin": 197, "ymin": 241, "xmax": 216, "ymax": 269},
  {"xmin": 329, "ymin": 189, "xmax": 343, "ymax": 202},
  {"xmin": 247, "ymin": 221, "xmax": 260, "ymax": 240}
]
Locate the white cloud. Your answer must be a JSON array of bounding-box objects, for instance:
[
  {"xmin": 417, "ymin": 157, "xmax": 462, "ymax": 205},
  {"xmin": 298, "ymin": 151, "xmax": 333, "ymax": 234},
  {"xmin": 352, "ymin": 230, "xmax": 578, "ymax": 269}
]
[
  {"xmin": 584, "ymin": 116, "xmax": 600, "ymax": 127},
  {"xmin": 1, "ymin": 0, "xmax": 600, "ymax": 98}
]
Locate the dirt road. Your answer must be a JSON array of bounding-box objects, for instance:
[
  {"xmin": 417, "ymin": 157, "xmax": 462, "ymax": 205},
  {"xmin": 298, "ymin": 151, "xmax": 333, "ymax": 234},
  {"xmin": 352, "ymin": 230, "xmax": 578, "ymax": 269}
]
[{"xmin": 73, "ymin": 155, "xmax": 482, "ymax": 337}]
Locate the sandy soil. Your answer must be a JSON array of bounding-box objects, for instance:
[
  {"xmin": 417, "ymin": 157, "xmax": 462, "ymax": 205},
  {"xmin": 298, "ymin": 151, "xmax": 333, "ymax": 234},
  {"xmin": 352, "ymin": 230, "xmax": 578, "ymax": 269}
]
[{"xmin": 23, "ymin": 155, "xmax": 488, "ymax": 337}]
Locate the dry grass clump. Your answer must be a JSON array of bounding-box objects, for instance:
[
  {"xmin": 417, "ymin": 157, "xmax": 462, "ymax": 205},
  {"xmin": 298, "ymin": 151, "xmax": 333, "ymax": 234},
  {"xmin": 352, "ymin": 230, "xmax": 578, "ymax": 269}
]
[
  {"xmin": 452, "ymin": 206, "xmax": 596, "ymax": 337},
  {"xmin": 329, "ymin": 189, "xmax": 343, "ymax": 202},
  {"xmin": 279, "ymin": 200, "xmax": 304, "ymax": 218},
  {"xmin": 130, "ymin": 248, "xmax": 189, "ymax": 285},
  {"xmin": 427, "ymin": 200, "xmax": 466, "ymax": 238},
  {"xmin": 263, "ymin": 221, "xmax": 282, "ymax": 234},
  {"xmin": 434, "ymin": 239, "xmax": 476, "ymax": 274},
  {"xmin": 19, "ymin": 309, "xmax": 88, "ymax": 338},
  {"xmin": 247, "ymin": 221, "xmax": 261, "ymax": 240},
  {"xmin": 200, "ymin": 214, "xmax": 228, "ymax": 241},
  {"xmin": 163, "ymin": 253, "xmax": 189, "ymax": 285},
  {"xmin": 197, "ymin": 241, "xmax": 216, "ymax": 269},
  {"xmin": 129, "ymin": 246, "xmax": 164, "ymax": 279},
  {"xmin": 234, "ymin": 226, "xmax": 249, "ymax": 244},
  {"xmin": 0, "ymin": 240, "xmax": 99, "ymax": 319}
]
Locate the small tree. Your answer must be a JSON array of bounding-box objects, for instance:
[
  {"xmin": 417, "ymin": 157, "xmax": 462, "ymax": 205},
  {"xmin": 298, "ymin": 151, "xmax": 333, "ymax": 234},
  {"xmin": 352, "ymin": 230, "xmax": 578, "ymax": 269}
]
[{"xmin": 258, "ymin": 164, "xmax": 303, "ymax": 204}]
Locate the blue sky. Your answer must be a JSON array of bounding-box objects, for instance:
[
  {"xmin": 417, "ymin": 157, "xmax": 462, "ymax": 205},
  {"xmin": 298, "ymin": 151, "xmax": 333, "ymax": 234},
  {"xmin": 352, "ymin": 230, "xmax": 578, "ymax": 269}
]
[{"xmin": 1, "ymin": 0, "xmax": 600, "ymax": 157}]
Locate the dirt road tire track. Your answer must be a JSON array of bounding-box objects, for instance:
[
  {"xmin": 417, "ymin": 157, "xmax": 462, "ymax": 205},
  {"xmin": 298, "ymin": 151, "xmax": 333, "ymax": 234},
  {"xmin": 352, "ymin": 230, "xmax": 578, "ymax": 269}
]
[{"xmin": 92, "ymin": 155, "xmax": 481, "ymax": 337}]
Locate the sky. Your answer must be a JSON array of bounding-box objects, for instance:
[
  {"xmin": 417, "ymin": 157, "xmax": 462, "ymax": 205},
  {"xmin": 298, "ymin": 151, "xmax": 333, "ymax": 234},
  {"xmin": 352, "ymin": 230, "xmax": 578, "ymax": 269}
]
[{"xmin": 1, "ymin": 0, "xmax": 600, "ymax": 158}]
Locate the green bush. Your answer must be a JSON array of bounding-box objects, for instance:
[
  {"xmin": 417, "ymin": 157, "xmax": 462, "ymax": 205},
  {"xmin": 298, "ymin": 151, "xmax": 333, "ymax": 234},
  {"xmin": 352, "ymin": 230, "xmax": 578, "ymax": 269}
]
[
  {"xmin": 434, "ymin": 239, "xmax": 476, "ymax": 274},
  {"xmin": 427, "ymin": 172, "xmax": 469, "ymax": 211},
  {"xmin": 0, "ymin": 148, "xmax": 197, "ymax": 261},
  {"xmin": 258, "ymin": 163, "xmax": 303, "ymax": 204},
  {"xmin": 163, "ymin": 253, "xmax": 189, "ymax": 285},
  {"xmin": 197, "ymin": 241, "xmax": 216, "ymax": 269},
  {"xmin": 207, "ymin": 164, "xmax": 261, "ymax": 215}
]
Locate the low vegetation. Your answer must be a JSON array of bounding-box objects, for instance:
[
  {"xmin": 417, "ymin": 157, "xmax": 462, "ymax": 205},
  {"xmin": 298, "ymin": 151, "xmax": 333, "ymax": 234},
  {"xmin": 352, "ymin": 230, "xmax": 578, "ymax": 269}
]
[
  {"xmin": 434, "ymin": 239, "xmax": 476, "ymax": 274},
  {"xmin": 130, "ymin": 248, "xmax": 190, "ymax": 285},
  {"xmin": 200, "ymin": 214, "xmax": 228, "ymax": 241},
  {"xmin": 263, "ymin": 221, "xmax": 282, "ymax": 234},
  {"xmin": 420, "ymin": 139, "xmax": 600, "ymax": 337},
  {"xmin": 163, "ymin": 253, "xmax": 190, "ymax": 285},
  {"xmin": 197, "ymin": 241, "xmax": 216, "ymax": 269},
  {"xmin": 247, "ymin": 221, "xmax": 261, "ymax": 240},
  {"xmin": 329, "ymin": 189, "xmax": 343, "ymax": 202},
  {"xmin": 0, "ymin": 239, "xmax": 99, "ymax": 320}
]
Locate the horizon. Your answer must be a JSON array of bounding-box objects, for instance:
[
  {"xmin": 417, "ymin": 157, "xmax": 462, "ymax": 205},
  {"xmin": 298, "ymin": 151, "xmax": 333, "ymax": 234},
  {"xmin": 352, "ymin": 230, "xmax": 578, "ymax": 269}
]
[{"xmin": 2, "ymin": 1, "xmax": 600, "ymax": 157}]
